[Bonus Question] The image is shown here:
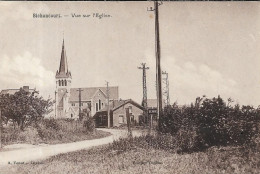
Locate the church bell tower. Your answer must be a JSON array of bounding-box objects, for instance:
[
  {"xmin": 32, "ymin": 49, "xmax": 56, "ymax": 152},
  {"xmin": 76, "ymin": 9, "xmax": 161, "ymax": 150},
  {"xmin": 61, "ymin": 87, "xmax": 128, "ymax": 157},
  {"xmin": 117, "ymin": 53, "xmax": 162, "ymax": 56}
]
[{"xmin": 55, "ymin": 39, "xmax": 72, "ymax": 118}]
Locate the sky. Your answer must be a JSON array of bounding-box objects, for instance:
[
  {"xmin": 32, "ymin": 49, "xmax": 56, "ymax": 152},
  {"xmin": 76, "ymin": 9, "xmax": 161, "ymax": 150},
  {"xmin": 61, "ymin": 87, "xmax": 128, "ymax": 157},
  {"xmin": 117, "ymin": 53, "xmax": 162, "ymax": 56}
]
[{"xmin": 0, "ymin": 1, "xmax": 259, "ymax": 107}]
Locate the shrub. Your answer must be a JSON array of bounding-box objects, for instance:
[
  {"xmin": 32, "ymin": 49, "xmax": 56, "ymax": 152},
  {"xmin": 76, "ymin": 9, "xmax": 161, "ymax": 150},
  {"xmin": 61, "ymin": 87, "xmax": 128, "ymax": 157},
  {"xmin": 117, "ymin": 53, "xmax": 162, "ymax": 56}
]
[
  {"xmin": 83, "ymin": 117, "xmax": 95, "ymax": 133},
  {"xmin": 159, "ymin": 96, "xmax": 260, "ymax": 152}
]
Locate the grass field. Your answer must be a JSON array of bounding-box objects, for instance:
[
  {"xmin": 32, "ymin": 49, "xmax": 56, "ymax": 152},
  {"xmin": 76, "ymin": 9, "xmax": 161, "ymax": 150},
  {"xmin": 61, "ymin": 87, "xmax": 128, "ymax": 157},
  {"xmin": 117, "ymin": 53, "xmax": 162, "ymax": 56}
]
[{"xmin": 3, "ymin": 135, "xmax": 260, "ymax": 174}]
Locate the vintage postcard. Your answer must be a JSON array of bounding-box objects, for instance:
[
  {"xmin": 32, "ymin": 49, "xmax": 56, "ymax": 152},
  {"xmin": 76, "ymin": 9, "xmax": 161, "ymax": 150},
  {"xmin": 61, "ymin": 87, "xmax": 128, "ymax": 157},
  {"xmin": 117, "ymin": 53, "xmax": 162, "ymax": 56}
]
[{"xmin": 0, "ymin": 1, "xmax": 259, "ymax": 174}]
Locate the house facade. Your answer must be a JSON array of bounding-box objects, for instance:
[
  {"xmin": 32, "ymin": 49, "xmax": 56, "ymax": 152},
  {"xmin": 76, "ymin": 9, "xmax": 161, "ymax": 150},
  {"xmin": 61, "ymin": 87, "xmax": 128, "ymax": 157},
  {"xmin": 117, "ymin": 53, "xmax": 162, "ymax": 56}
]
[
  {"xmin": 55, "ymin": 39, "xmax": 119, "ymax": 119},
  {"xmin": 94, "ymin": 99, "xmax": 144, "ymax": 127}
]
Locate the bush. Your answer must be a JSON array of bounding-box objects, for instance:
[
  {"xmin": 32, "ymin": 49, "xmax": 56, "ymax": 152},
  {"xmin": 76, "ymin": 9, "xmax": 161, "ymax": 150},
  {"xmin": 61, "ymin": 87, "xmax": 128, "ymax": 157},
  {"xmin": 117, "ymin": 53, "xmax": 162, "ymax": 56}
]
[
  {"xmin": 159, "ymin": 96, "xmax": 260, "ymax": 152},
  {"xmin": 41, "ymin": 118, "xmax": 60, "ymax": 131},
  {"xmin": 2, "ymin": 126, "xmax": 40, "ymax": 145},
  {"xmin": 83, "ymin": 117, "xmax": 95, "ymax": 133}
]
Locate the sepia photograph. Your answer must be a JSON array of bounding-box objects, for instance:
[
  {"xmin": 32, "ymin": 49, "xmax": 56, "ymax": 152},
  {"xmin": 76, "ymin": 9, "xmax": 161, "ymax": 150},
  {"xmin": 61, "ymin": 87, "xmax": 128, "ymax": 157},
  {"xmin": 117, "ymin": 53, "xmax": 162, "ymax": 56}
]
[{"xmin": 0, "ymin": 1, "xmax": 260, "ymax": 173}]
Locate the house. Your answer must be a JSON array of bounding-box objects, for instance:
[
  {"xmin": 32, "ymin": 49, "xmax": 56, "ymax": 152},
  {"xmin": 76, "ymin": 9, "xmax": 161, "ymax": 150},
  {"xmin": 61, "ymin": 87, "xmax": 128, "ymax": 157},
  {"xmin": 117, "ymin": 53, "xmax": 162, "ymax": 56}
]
[
  {"xmin": 0, "ymin": 86, "xmax": 34, "ymax": 95},
  {"xmin": 55, "ymin": 39, "xmax": 119, "ymax": 119},
  {"xmin": 93, "ymin": 99, "xmax": 144, "ymax": 127}
]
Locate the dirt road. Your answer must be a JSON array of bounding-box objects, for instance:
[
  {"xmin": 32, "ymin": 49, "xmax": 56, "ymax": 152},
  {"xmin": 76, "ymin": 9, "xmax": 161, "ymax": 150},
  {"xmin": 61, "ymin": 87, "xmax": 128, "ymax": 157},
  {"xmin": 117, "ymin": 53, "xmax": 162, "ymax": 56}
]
[{"xmin": 0, "ymin": 128, "xmax": 143, "ymax": 166}]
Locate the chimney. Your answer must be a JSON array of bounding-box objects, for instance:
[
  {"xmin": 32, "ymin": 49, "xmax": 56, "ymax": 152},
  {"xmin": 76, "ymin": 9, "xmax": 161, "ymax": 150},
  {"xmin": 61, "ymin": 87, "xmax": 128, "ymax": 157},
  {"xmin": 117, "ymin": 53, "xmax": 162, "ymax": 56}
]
[{"xmin": 23, "ymin": 86, "xmax": 29, "ymax": 92}]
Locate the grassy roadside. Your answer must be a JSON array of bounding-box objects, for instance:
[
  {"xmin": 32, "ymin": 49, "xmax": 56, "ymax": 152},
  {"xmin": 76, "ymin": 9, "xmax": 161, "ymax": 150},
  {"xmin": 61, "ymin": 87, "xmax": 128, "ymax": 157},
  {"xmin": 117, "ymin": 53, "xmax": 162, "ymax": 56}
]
[
  {"xmin": 3, "ymin": 135, "xmax": 260, "ymax": 174},
  {"xmin": 1, "ymin": 119, "xmax": 111, "ymax": 146}
]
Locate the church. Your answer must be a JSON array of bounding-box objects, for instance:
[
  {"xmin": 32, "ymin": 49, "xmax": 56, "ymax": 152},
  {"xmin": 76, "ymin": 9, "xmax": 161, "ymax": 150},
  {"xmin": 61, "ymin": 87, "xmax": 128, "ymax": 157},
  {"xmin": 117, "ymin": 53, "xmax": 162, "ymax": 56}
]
[{"xmin": 55, "ymin": 39, "xmax": 119, "ymax": 119}]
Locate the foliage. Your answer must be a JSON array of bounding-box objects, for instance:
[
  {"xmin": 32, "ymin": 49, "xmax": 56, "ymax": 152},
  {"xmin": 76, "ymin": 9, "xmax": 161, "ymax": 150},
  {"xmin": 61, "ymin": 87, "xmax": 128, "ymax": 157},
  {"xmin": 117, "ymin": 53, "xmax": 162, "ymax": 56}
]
[
  {"xmin": 2, "ymin": 119, "xmax": 109, "ymax": 145},
  {"xmin": 0, "ymin": 88, "xmax": 54, "ymax": 130},
  {"xmin": 83, "ymin": 117, "xmax": 95, "ymax": 133},
  {"xmin": 159, "ymin": 96, "xmax": 260, "ymax": 152}
]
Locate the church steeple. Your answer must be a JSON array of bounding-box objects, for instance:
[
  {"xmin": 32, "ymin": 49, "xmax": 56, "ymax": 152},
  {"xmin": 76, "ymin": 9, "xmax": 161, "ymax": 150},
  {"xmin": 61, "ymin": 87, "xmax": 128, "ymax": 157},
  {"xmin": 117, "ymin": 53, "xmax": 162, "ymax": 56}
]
[{"xmin": 56, "ymin": 38, "xmax": 71, "ymax": 78}]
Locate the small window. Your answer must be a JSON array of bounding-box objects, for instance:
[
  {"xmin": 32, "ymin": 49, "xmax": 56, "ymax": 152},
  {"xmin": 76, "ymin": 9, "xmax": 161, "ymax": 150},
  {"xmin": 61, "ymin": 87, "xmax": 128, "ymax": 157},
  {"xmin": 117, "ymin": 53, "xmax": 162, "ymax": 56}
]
[
  {"xmin": 119, "ymin": 115, "xmax": 124, "ymax": 124},
  {"xmin": 130, "ymin": 115, "xmax": 134, "ymax": 123},
  {"xmin": 129, "ymin": 106, "xmax": 132, "ymax": 114},
  {"xmin": 99, "ymin": 99, "xmax": 101, "ymax": 110},
  {"xmin": 96, "ymin": 103, "xmax": 98, "ymax": 112},
  {"xmin": 65, "ymin": 80, "xmax": 67, "ymax": 86},
  {"xmin": 59, "ymin": 80, "xmax": 61, "ymax": 86},
  {"xmin": 71, "ymin": 103, "xmax": 75, "ymax": 106}
]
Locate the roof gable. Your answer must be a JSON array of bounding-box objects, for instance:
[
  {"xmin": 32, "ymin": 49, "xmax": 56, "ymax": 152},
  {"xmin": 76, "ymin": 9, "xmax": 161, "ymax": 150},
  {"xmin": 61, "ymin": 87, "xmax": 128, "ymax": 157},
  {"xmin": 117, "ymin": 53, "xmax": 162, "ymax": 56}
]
[
  {"xmin": 92, "ymin": 88, "xmax": 107, "ymax": 99},
  {"xmin": 112, "ymin": 99, "xmax": 144, "ymax": 112},
  {"xmin": 96, "ymin": 99, "xmax": 144, "ymax": 113},
  {"xmin": 69, "ymin": 86, "xmax": 119, "ymax": 102}
]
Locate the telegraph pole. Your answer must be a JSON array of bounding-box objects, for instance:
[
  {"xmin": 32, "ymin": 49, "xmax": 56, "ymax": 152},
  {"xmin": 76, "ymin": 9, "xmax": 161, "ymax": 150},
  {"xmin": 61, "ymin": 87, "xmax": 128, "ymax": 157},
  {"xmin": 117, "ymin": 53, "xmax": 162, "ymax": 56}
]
[
  {"xmin": 138, "ymin": 63, "xmax": 149, "ymax": 126},
  {"xmin": 148, "ymin": 1, "xmax": 163, "ymax": 130},
  {"xmin": 106, "ymin": 81, "xmax": 110, "ymax": 128},
  {"xmin": 77, "ymin": 88, "xmax": 83, "ymax": 120},
  {"xmin": 55, "ymin": 90, "xmax": 57, "ymax": 119},
  {"xmin": 162, "ymin": 71, "xmax": 170, "ymax": 106},
  {"xmin": 0, "ymin": 109, "xmax": 2, "ymax": 148}
]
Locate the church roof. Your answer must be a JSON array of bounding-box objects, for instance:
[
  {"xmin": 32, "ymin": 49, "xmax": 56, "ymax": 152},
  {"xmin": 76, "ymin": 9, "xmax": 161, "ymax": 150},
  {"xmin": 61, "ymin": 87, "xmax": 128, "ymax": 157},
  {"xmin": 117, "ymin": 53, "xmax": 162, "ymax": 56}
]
[
  {"xmin": 56, "ymin": 39, "xmax": 72, "ymax": 78},
  {"xmin": 69, "ymin": 86, "xmax": 119, "ymax": 102}
]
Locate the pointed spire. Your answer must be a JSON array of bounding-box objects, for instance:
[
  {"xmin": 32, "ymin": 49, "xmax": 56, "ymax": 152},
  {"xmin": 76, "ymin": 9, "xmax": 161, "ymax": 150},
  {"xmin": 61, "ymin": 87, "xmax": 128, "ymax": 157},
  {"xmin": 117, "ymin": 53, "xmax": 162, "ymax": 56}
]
[
  {"xmin": 59, "ymin": 38, "xmax": 68, "ymax": 73},
  {"xmin": 56, "ymin": 37, "xmax": 71, "ymax": 78}
]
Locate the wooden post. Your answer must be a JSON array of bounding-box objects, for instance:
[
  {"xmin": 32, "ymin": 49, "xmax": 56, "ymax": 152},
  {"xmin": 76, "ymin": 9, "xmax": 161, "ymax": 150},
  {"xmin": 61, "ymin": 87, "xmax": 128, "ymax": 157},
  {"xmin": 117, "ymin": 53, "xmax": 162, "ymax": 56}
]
[
  {"xmin": 77, "ymin": 88, "xmax": 83, "ymax": 121},
  {"xmin": 55, "ymin": 91, "xmax": 57, "ymax": 119},
  {"xmin": 150, "ymin": 114, "xmax": 153, "ymax": 130},
  {"xmin": 154, "ymin": 1, "xmax": 163, "ymax": 131},
  {"xmin": 126, "ymin": 108, "xmax": 132, "ymax": 137},
  {"xmin": 106, "ymin": 81, "xmax": 110, "ymax": 128},
  {"xmin": 0, "ymin": 109, "xmax": 2, "ymax": 148}
]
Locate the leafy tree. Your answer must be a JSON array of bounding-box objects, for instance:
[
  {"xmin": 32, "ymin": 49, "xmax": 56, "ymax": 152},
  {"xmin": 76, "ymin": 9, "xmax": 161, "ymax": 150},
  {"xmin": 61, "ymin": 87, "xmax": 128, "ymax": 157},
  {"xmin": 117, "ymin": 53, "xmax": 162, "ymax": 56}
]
[{"xmin": 0, "ymin": 88, "xmax": 54, "ymax": 131}]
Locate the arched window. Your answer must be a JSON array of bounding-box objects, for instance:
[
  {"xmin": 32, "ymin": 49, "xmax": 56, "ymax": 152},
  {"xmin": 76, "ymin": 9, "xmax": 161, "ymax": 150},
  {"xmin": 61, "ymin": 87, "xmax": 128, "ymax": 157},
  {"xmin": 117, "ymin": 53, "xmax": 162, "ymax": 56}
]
[
  {"xmin": 96, "ymin": 103, "xmax": 98, "ymax": 112},
  {"xmin": 62, "ymin": 80, "xmax": 64, "ymax": 86},
  {"xmin": 99, "ymin": 99, "xmax": 101, "ymax": 110},
  {"xmin": 59, "ymin": 80, "xmax": 61, "ymax": 86},
  {"xmin": 65, "ymin": 80, "xmax": 67, "ymax": 86}
]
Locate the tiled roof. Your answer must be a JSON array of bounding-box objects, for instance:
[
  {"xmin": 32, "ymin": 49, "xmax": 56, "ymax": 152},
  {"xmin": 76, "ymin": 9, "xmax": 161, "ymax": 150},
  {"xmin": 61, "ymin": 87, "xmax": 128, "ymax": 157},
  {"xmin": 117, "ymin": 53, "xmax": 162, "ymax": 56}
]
[
  {"xmin": 69, "ymin": 86, "xmax": 119, "ymax": 102},
  {"xmin": 0, "ymin": 88, "xmax": 34, "ymax": 95},
  {"xmin": 0, "ymin": 89, "xmax": 20, "ymax": 95},
  {"xmin": 97, "ymin": 99, "xmax": 144, "ymax": 113},
  {"xmin": 147, "ymin": 99, "xmax": 157, "ymax": 108},
  {"xmin": 147, "ymin": 99, "xmax": 165, "ymax": 108}
]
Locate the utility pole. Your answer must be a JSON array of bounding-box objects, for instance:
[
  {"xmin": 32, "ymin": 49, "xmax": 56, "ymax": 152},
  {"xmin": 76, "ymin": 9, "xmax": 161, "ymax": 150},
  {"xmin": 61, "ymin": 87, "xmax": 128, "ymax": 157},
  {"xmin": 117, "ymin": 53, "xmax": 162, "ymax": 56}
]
[
  {"xmin": 126, "ymin": 107, "xmax": 132, "ymax": 138},
  {"xmin": 162, "ymin": 71, "xmax": 170, "ymax": 106},
  {"xmin": 0, "ymin": 109, "xmax": 2, "ymax": 148},
  {"xmin": 106, "ymin": 81, "xmax": 110, "ymax": 128},
  {"xmin": 138, "ymin": 63, "xmax": 149, "ymax": 126},
  {"xmin": 55, "ymin": 90, "xmax": 57, "ymax": 119},
  {"xmin": 77, "ymin": 88, "xmax": 83, "ymax": 120},
  {"xmin": 148, "ymin": 1, "xmax": 163, "ymax": 130}
]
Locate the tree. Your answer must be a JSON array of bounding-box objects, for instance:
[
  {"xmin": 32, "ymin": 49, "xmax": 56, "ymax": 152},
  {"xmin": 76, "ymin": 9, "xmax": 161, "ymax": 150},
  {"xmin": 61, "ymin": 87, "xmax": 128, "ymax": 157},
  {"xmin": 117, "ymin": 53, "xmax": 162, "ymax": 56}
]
[{"xmin": 0, "ymin": 88, "xmax": 54, "ymax": 130}]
